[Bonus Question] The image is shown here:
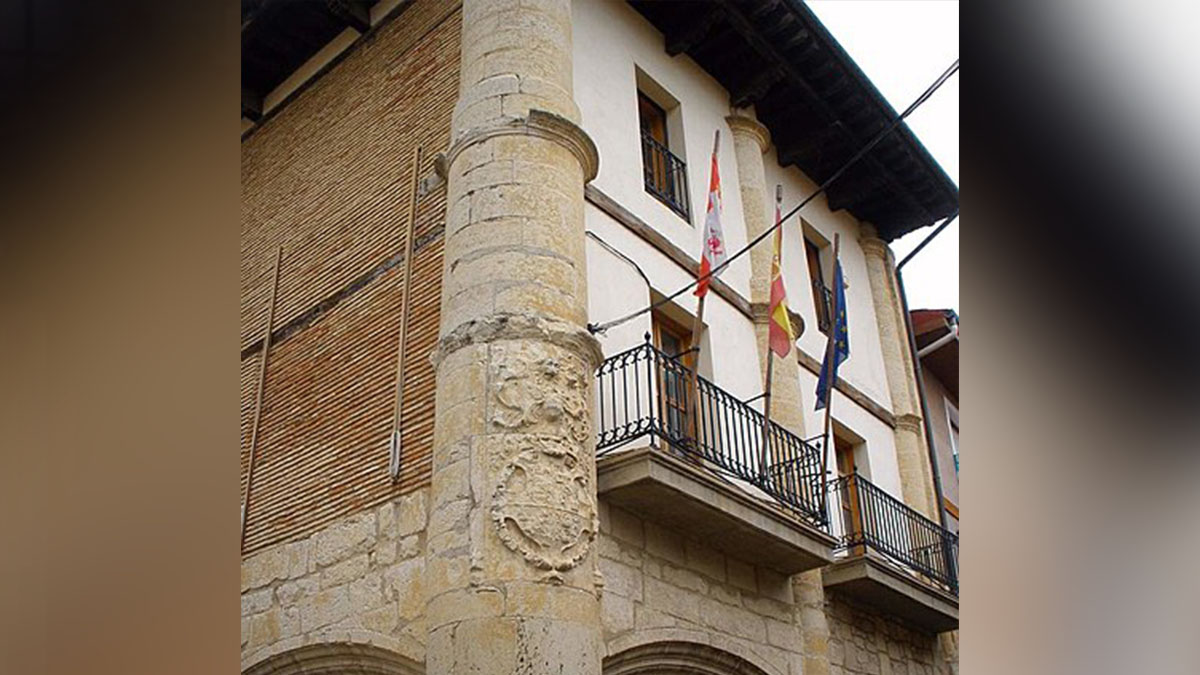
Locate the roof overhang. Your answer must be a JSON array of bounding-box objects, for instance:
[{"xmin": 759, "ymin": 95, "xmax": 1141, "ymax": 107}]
[
  {"xmin": 912, "ymin": 309, "xmax": 958, "ymax": 399},
  {"xmin": 629, "ymin": 0, "xmax": 959, "ymax": 241},
  {"xmin": 241, "ymin": 0, "xmax": 380, "ymax": 122}
]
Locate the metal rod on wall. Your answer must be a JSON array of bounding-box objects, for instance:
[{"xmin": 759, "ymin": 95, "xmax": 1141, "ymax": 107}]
[
  {"xmin": 241, "ymin": 244, "xmax": 283, "ymax": 550},
  {"xmin": 389, "ymin": 145, "xmax": 423, "ymax": 481}
]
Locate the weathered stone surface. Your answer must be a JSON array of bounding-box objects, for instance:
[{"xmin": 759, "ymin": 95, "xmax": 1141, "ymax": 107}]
[
  {"xmin": 644, "ymin": 576, "xmax": 701, "ymax": 624},
  {"xmin": 700, "ymin": 596, "xmax": 767, "ymax": 642},
  {"xmin": 601, "ymin": 593, "xmax": 635, "ymax": 635},
  {"xmin": 298, "ymin": 586, "xmax": 352, "ymax": 633},
  {"xmin": 242, "ymin": 588, "xmax": 274, "ymax": 616},
  {"xmin": 396, "ymin": 492, "xmax": 429, "ymax": 538},
  {"xmin": 685, "ymin": 540, "xmax": 726, "ymax": 582},
  {"xmin": 312, "ymin": 514, "xmax": 376, "ymax": 567},
  {"xmin": 321, "ymin": 554, "xmax": 369, "ymax": 589},
  {"xmin": 826, "ymin": 593, "xmax": 948, "ymax": 675},
  {"xmin": 644, "ymin": 521, "xmax": 685, "ymax": 562},
  {"xmin": 663, "ymin": 563, "xmax": 709, "ymax": 595},
  {"xmin": 727, "ymin": 558, "xmax": 758, "ymax": 593},
  {"xmin": 609, "ymin": 506, "xmax": 644, "ymax": 547}
]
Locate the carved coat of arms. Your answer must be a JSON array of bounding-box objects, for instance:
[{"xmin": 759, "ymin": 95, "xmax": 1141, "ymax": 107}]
[{"xmin": 491, "ymin": 443, "xmax": 597, "ymax": 573}]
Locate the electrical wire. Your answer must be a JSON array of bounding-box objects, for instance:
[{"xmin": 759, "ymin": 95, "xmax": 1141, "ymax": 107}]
[
  {"xmin": 588, "ymin": 57, "xmax": 960, "ymax": 335},
  {"xmin": 897, "ymin": 212, "xmax": 958, "ymax": 270}
]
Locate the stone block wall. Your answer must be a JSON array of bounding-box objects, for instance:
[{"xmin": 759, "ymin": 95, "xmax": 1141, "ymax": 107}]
[
  {"xmin": 240, "ymin": 490, "xmax": 430, "ymax": 671},
  {"xmin": 597, "ymin": 502, "xmax": 807, "ymax": 675},
  {"xmin": 825, "ymin": 591, "xmax": 951, "ymax": 675}
]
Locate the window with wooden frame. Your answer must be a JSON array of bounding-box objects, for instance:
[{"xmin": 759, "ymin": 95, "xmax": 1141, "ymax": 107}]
[
  {"xmin": 833, "ymin": 433, "xmax": 865, "ymax": 555},
  {"xmin": 637, "ymin": 90, "xmax": 690, "ymax": 220},
  {"xmin": 805, "ymin": 237, "xmax": 832, "ymax": 334},
  {"xmin": 651, "ymin": 310, "xmax": 695, "ymax": 443}
]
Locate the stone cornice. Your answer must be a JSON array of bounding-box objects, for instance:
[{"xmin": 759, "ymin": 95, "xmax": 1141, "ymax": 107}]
[
  {"xmin": 432, "ymin": 312, "xmax": 604, "ymax": 369},
  {"xmin": 725, "ymin": 114, "xmax": 771, "ymax": 153},
  {"xmin": 446, "ymin": 109, "xmax": 599, "ymax": 182}
]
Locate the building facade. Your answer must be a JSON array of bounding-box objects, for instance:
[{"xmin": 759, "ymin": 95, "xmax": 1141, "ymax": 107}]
[
  {"xmin": 239, "ymin": 2, "xmax": 960, "ymax": 675},
  {"xmin": 912, "ymin": 309, "xmax": 960, "ymax": 534}
]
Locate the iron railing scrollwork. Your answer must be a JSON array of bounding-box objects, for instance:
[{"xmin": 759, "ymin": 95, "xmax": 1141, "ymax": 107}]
[
  {"xmin": 595, "ymin": 338, "xmax": 827, "ymax": 528},
  {"xmin": 828, "ymin": 473, "xmax": 959, "ymax": 594},
  {"xmin": 640, "ymin": 132, "xmax": 691, "ymax": 220}
]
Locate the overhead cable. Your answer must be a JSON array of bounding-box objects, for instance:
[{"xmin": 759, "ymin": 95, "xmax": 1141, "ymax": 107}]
[{"xmin": 587, "ymin": 58, "xmax": 960, "ymax": 335}]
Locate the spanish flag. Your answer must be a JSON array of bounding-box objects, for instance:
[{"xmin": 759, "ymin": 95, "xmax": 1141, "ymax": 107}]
[{"xmin": 767, "ymin": 191, "xmax": 794, "ymax": 357}]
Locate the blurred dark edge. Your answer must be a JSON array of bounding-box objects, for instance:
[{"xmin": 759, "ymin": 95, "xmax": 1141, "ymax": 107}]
[{"xmin": 0, "ymin": 1, "xmax": 1196, "ymax": 675}]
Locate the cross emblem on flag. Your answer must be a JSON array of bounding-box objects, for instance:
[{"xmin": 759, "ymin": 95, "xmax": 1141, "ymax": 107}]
[
  {"xmin": 707, "ymin": 234, "xmax": 724, "ymax": 257},
  {"xmin": 695, "ymin": 139, "xmax": 726, "ymax": 298}
]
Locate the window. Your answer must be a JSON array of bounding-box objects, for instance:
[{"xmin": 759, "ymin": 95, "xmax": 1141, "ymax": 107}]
[
  {"xmin": 805, "ymin": 237, "xmax": 832, "ymax": 334},
  {"xmin": 833, "ymin": 431, "xmax": 866, "ymax": 555},
  {"xmin": 946, "ymin": 399, "xmax": 959, "ymax": 473},
  {"xmin": 652, "ymin": 311, "xmax": 695, "ymax": 442},
  {"xmin": 637, "ymin": 85, "xmax": 690, "ymax": 221}
]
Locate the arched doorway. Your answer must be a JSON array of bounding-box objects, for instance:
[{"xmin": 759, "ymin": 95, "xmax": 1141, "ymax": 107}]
[
  {"xmin": 243, "ymin": 642, "xmax": 423, "ymax": 675},
  {"xmin": 604, "ymin": 640, "xmax": 777, "ymax": 675}
]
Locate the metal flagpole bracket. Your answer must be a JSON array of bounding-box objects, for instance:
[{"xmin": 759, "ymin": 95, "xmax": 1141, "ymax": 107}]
[{"xmin": 388, "ymin": 429, "xmax": 402, "ymax": 481}]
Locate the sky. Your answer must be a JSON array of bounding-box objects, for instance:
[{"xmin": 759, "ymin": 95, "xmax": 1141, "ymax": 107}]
[{"xmin": 807, "ymin": 1, "xmax": 960, "ymax": 315}]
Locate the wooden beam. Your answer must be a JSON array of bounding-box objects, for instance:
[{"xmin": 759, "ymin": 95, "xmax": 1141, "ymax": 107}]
[
  {"xmin": 242, "ymin": 86, "xmax": 263, "ymax": 122},
  {"xmin": 325, "ymin": 0, "xmax": 371, "ymax": 33},
  {"xmin": 718, "ymin": 2, "xmax": 935, "ymax": 227},
  {"xmin": 664, "ymin": 3, "xmax": 723, "ymax": 56},
  {"xmin": 729, "ymin": 66, "xmax": 785, "ymax": 108}
]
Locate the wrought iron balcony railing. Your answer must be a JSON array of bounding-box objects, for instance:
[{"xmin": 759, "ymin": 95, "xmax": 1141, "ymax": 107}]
[
  {"xmin": 640, "ymin": 132, "xmax": 691, "ymax": 220},
  {"xmin": 828, "ymin": 473, "xmax": 959, "ymax": 595},
  {"xmin": 595, "ymin": 338, "xmax": 827, "ymax": 528}
]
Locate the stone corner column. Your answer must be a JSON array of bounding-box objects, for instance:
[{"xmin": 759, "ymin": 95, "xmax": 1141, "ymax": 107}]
[
  {"xmin": 426, "ymin": 1, "xmax": 604, "ymax": 673},
  {"xmin": 727, "ymin": 109, "xmax": 831, "ymax": 675},
  {"xmin": 858, "ymin": 226, "xmax": 938, "ymax": 519},
  {"xmin": 725, "ymin": 110, "xmax": 807, "ymax": 438}
]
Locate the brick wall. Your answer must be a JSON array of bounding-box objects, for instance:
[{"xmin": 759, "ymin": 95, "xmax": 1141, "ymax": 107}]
[{"xmin": 240, "ymin": 0, "xmax": 462, "ymax": 556}]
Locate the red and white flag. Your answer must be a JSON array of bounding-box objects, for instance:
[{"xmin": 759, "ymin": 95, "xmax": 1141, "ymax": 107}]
[{"xmin": 694, "ymin": 140, "xmax": 726, "ymax": 298}]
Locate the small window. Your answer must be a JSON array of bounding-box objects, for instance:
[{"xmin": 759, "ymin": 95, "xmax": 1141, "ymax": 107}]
[
  {"xmin": 637, "ymin": 87, "xmax": 690, "ymax": 221},
  {"xmin": 805, "ymin": 238, "xmax": 832, "ymax": 334},
  {"xmin": 638, "ymin": 93, "xmax": 668, "ymax": 146}
]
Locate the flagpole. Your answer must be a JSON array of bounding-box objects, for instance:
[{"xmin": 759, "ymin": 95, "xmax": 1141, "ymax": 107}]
[
  {"xmin": 820, "ymin": 233, "xmax": 841, "ymax": 495},
  {"xmin": 759, "ymin": 185, "xmax": 784, "ymax": 480},
  {"xmin": 686, "ymin": 129, "xmax": 720, "ymax": 452},
  {"xmin": 759, "ymin": 345, "xmax": 775, "ymax": 478}
]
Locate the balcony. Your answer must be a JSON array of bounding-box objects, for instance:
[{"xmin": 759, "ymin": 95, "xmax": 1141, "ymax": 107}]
[
  {"xmin": 824, "ymin": 474, "xmax": 959, "ymax": 632},
  {"xmin": 640, "ymin": 132, "xmax": 691, "ymax": 221},
  {"xmin": 594, "ymin": 339, "xmax": 837, "ymax": 574}
]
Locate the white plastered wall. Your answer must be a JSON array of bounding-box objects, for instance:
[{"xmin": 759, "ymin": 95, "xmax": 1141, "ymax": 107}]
[{"xmin": 575, "ymin": 0, "xmax": 906, "ymax": 499}]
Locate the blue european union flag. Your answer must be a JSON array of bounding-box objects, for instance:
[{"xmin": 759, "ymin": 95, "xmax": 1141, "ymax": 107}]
[{"xmin": 815, "ymin": 261, "xmax": 849, "ymax": 411}]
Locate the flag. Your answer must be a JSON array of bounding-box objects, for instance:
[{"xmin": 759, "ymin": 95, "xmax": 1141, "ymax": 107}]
[
  {"xmin": 767, "ymin": 203, "xmax": 794, "ymax": 357},
  {"xmin": 694, "ymin": 147, "xmax": 726, "ymax": 298},
  {"xmin": 815, "ymin": 261, "xmax": 849, "ymax": 410}
]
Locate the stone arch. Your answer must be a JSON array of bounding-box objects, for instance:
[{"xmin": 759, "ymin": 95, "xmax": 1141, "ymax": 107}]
[
  {"xmin": 604, "ymin": 639, "xmax": 779, "ymax": 675},
  {"xmin": 243, "ymin": 642, "xmax": 424, "ymax": 675}
]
